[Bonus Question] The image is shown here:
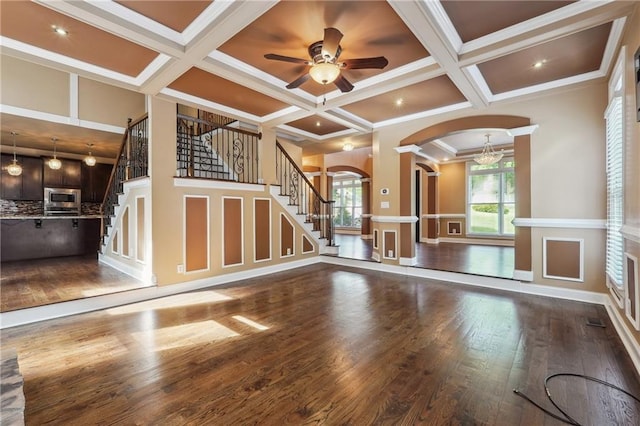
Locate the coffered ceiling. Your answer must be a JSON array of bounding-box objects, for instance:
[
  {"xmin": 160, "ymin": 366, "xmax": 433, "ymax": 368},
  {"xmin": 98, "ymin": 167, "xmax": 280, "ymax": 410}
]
[{"xmin": 0, "ymin": 0, "xmax": 635, "ymax": 158}]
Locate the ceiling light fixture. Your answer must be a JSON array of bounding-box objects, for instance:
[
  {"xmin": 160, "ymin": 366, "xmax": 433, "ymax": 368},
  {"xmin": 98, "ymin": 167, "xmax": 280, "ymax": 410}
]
[
  {"xmin": 396, "ymin": 98, "xmax": 404, "ymax": 106},
  {"xmin": 49, "ymin": 137, "xmax": 62, "ymax": 170},
  {"xmin": 53, "ymin": 26, "xmax": 68, "ymax": 36},
  {"xmin": 342, "ymin": 143, "xmax": 354, "ymax": 152},
  {"xmin": 474, "ymin": 134, "xmax": 504, "ymax": 165},
  {"xmin": 533, "ymin": 59, "xmax": 547, "ymax": 69},
  {"xmin": 7, "ymin": 131, "xmax": 23, "ymax": 177},
  {"xmin": 84, "ymin": 143, "xmax": 96, "ymax": 166},
  {"xmin": 309, "ymin": 62, "xmax": 340, "ymax": 85}
]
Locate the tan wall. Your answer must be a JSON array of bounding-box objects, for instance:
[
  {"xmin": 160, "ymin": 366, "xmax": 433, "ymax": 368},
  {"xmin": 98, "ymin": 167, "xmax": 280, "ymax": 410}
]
[
  {"xmin": 1, "ymin": 55, "xmax": 69, "ymax": 115},
  {"xmin": 148, "ymin": 97, "xmax": 319, "ymax": 286},
  {"xmin": 438, "ymin": 162, "xmax": 466, "ymax": 214},
  {"xmin": 323, "ymin": 146, "xmax": 373, "ymax": 177},
  {"xmin": 78, "ymin": 78, "xmax": 145, "ymax": 127}
]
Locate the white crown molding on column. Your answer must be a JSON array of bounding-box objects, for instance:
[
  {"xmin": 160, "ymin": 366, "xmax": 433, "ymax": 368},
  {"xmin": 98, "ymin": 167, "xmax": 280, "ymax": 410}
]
[{"xmin": 621, "ymin": 225, "xmax": 640, "ymax": 244}]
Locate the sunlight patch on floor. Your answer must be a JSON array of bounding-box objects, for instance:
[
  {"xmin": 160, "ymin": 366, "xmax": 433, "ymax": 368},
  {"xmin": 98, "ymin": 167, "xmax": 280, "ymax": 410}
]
[
  {"xmin": 130, "ymin": 320, "xmax": 240, "ymax": 352},
  {"xmin": 106, "ymin": 290, "xmax": 233, "ymax": 315},
  {"xmin": 232, "ymin": 315, "xmax": 270, "ymax": 331}
]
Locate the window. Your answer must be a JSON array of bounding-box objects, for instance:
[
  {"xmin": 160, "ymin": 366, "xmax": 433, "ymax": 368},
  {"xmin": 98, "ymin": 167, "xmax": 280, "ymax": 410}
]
[
  {"xmin": 467, "ymin": 158, "xmax": 515, "ymax": 236},
  {"xmin": 332, "ymin": 177, "xmax": 362, "ymax": 228},
  {"xmin": 605, "ymin": 65, "xmax": 624, "ymax": 289}
]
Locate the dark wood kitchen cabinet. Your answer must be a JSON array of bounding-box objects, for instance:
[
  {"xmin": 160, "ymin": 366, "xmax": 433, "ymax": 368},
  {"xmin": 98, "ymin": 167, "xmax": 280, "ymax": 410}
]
[
  {"xmin": 43, "ymin": 158, "xmax": 82, "ymax": 188},
  {"xmin": 1, "ymin": 154, "xmax": 43, "ymax": 200},
  {"xmin": 82, "ymin": 162, "xmax": 113, "ymax": 202}
]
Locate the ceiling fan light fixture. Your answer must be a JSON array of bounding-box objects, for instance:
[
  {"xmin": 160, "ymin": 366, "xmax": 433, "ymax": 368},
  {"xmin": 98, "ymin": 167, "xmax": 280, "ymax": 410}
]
[
  {"xmin": 7, "ymin": 131, "xmax": 22, "ymax": 177},
  {"xmin": 474, "ymin": 134, "xmax": 504, "ymax": 166},
  {"xmin": 309, "ymin": 62, "xmax": 340, "ymax": 85}
]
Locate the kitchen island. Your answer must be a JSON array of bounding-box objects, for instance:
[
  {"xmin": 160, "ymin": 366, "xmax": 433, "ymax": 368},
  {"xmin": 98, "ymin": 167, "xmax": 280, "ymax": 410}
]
[{"xmin": 1, "ymin": 215, "xmax": 102, "ymax": 262}]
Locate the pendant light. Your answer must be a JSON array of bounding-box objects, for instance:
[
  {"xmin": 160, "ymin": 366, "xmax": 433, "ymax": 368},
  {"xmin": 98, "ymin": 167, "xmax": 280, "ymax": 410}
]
[
  {"xmin": 84, "ymin": 143, "xmax": 96, "ymax": 166},
  {"xmin": 49, "ymin": 137, "xmax": 62, "ymax": 170},
  {"xmin": 7, "ymin": 131, "xmax": 23, "ymax": 177}
]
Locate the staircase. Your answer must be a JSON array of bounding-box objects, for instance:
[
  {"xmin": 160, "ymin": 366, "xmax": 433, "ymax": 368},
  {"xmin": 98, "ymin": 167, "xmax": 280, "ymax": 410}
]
[
  {"xmin": 275, "ymin": 141, "xmax": 338, "ymax": 254},
  {"xmin": 100, "ymin": 114, "xmax": 149, "ymax": 248}
]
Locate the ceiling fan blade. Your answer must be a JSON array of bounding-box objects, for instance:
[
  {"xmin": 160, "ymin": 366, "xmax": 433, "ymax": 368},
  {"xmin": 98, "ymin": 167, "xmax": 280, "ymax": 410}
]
[
  {"xmin": 286, "ymin": 73, "xmax": 311, "ymax": 89},
  {"xmin": 334, "ymin": 74, "xmax": 354, "ymax": 93},
  {"xmin": 264, "ymin": 53, "xmax": 310, "ymax": 65},
  {"xmin": 342, "ymin": 56, "xmax": 389, "ymax": 70},
  {"xmin": 321, "ymin": 27, "xmax": 343, "ymax": 59}
]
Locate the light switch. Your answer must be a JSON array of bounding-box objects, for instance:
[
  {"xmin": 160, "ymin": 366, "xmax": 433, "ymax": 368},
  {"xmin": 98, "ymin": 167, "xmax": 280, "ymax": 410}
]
[{"xmin": 381, "ymin": 201, "xmax": 390, "ymax": 208}]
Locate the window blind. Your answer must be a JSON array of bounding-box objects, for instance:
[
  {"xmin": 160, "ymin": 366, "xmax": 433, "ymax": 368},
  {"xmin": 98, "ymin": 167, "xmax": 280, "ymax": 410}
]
[{"xmin": 605, "ymin": 95, "xmax": 623, "ymax": 287}]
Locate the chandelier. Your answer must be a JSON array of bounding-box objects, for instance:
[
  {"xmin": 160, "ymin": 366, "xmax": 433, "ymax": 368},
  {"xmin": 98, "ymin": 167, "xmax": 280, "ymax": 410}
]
[
  {"xmin": 474, "ymin": 134, "xmax": 504, "ymax": 165},
  {"xmin": 7, "ymin": 131, "xmax": 22, "ymax": 177}
]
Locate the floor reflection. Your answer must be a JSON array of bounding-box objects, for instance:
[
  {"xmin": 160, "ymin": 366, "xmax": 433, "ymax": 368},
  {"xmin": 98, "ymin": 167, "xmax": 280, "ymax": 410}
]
[{"xmin": 334, "ymin": 234, "xmax": 514, "ymax": 279}]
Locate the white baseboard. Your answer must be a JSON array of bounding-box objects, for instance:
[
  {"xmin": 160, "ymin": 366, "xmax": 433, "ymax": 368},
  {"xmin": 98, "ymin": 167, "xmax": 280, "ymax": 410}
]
[
  {"xmin": 361, "ymin": 234, "xmax": 373, "ymax": 240},
  {"xmin": 98, "ymin": 254, "xmax": 149, "ymax": 283},
  {"xmin": 371, "ymin": 252, "xmax": 381, "ymax": 262},
  {"xmin": 438, "ymin": 237, "xmax": 514, "ymax": 246},
  {"xmin": 513, "ymin": 269, "xmax": 534, "ymax": 282},
  {"xmin": 399, "ymin": 256, "xmax": 417, "ymax": 266},
  {"xmin": 422, "ymin": 238, "xmax": 439, "ymax": 244},
  {"xmin": 605, "ymin": 298, "xmax": 640, "ymax": 376}
]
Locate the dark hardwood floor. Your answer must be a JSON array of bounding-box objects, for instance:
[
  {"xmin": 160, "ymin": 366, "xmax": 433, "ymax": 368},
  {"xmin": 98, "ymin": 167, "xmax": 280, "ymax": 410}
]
[
  {"xmin": 2, "ymin": 264, "xmax": 639, "ymax": 425},
  {"xmin": 335, "ymin": 234, "xmax": 515, "ymax": 279},
  {"xmin": 0, "ymin": 255, "xmax": 150, "ymax": 312}
]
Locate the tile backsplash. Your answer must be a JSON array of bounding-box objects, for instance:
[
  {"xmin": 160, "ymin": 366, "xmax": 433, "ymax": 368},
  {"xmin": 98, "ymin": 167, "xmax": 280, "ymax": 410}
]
[{"xmin": 0, "ymin": 199, "xmax": 102, "ymax": 217}]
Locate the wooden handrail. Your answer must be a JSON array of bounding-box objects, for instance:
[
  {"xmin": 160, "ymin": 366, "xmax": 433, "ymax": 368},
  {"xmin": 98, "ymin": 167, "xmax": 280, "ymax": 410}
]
[
  {"xmin": 276, "ymin": 141, "xmax": 329, "ymax": 203},
  {"xmin": 100, "ymin": 118, "xmax": 132, "ymax": 211}
]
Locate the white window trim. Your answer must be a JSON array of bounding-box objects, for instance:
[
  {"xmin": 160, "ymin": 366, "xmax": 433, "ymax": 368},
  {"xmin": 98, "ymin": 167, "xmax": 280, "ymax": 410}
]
[
  {"xmin": 605, "ymin": 46, "xmax": 625, "ymax": 295},
  {"xmin": 466, "ymin": 158, "xmax": 515, "ymax": 237}
]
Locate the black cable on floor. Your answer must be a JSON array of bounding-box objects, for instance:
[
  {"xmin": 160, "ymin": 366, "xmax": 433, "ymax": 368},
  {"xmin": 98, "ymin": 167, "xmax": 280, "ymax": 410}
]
[{"xmin": 513, "ymin": 372, "xmax": 640, "ymax": 426}]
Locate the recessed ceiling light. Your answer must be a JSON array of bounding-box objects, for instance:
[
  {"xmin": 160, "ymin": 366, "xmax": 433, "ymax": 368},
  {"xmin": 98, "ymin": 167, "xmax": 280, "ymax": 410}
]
[
  {"xmin": 533, "ymin": 59, "xmax": 547, "ymax": 69},
  {"xmin": 396, "ymin": 98, "xmax": 403, "ymax": 106},
  {"xmin": 316, "ymin": 121, "xmax": 321, "ymax": 127},
  {"xmin": 52, "ymin": 26, "xmax": 68, "ymax": 36}
]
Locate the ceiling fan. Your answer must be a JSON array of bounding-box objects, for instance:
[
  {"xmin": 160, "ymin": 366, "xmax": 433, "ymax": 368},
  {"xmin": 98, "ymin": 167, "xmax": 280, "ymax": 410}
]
[{"xmin": 264, "ymin": 27, "xmax": 388, "ymax": 93}]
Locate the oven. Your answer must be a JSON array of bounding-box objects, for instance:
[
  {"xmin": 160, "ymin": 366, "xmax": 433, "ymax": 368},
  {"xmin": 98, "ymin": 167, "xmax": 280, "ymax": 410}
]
[{"xmin": 44, "ymin": 187, "xmax": 82, "ymax": 216}]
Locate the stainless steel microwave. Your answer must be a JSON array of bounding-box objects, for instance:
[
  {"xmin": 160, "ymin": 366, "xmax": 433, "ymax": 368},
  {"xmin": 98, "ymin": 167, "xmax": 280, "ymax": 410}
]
[{"xmin": 44, "ymin": 187, "xmax": 81, "ymax": 215}]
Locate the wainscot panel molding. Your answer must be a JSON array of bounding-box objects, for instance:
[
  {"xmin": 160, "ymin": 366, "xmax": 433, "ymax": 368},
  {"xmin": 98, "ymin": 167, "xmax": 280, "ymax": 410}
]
[
  {"xmin": 438, "ymin": 237, "xmax": 514, "ymax": 246},
  {"xmin": 513, "ymin": 217, "xmax": 606, "ymax": 229},
  {"xmin": 423, "ymin": 213, "xmax": 465, "ymax": 219},
  {"xmin": 371, "ymin": 215, "xmax": 418, "ymax": 223}
]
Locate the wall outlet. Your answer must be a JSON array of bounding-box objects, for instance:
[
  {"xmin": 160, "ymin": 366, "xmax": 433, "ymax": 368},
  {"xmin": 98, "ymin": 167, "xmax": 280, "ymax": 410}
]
[
  {"xmin": 388, "ymin": 250, "xmax": 393, "ymax": 258},
  {"xmin": 177, "ymin": 264, "xmax": 184, "ymax": 273},
  {"xmin": 287, "ymin": 248, "xmax": 291, "ymax": 255}
]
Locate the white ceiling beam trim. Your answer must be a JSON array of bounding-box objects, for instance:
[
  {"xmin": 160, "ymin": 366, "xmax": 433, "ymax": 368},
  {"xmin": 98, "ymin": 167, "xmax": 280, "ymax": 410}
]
[
  {"xmin": 141, "ymin": 1, "xmax": 277, "ymax": 95},
  {"xmin": 459, "ymin": 1, "xmax": 619, "ymax": 55},
  {"xmin": 317, "ymin": 111, "xmax": 372, "ymax": 134},
  {"xmin": 0, "ymin": 104, "xmax": 125, "ymax": 135},
  {"xmin": 204, "ymin": 51, "xmax": 317, "ymax": 109},
  {"xmin": 389, "ymin": 0, "xmax": 488, "ymax": 108},
  {"xmin": 182, "ymin": 1, "xmax": 242, "ymax": 45},
  {"xmin": 458, "ymin": 1, "xmax": 636, "ymax": 67},
  {"xmin": 599, "ymin": 18, "xmax": 627, "ymax": 75},
  {"xmin": 431, "ymin": 139, "xmax": 458, "ymax": 155},
  {"xmin": 326, "ymin": 108, "xmax": 374, "ymax": 131},
  {"xmin": 374, "ymin": 101, "xmax": 472, "ymax": 130},
  {"xmin": 34, "ymin": 0, "xmax": 185, "ymax": 57},
  {"xmin": 0, "ymin": 37, "xmax": 140, "ymax": 90},
  {"xmin": 422, "ymin": 0, "xmax": 463, "ymax": 55},
  {"xmin": 276, "ymin": 124, "xmax": 358, "ymax": 142},
  {"xmin": 159, "ymin": 88, "xmax": 263, "ymax": 125},
  {"xmin": 461, "ymin": 65, "xmax": 493, "ymax": 105},
  {"xmin": 491, "ymin": 70, "xmax": 605, "ymax": 103},
  {"xmin": 507, "ymin": 124, "xmax": 540, "ymax": 137}
]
